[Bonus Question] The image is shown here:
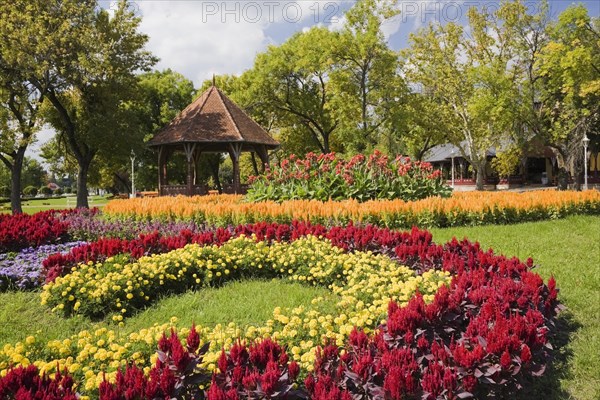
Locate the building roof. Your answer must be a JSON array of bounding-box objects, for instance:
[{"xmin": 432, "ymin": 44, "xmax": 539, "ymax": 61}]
[
  {"xmin": 423, "ymin": 139, "xmax": 555, "ymax": 163},
  {"xmin": 423, "ymin": 142, "xmax": 497, "ymax": 162},
  {"xmin": 148, "ymin": 85, "xmax": 279, "ymax": 149}
]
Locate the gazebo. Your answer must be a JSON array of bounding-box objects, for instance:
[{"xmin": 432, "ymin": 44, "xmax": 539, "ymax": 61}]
[{"xmin": 148, "ymin": 83, "xmax": 279, "ymax": 196}]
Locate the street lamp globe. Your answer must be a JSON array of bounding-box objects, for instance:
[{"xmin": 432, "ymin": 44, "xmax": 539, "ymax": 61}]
[
  {"xmin": 130, "ymin": 150, "xmax": 136, "ymax": 198},
  {"xmin": 583, "ymin": 135, "xmax": 590, "ymax": 190}
]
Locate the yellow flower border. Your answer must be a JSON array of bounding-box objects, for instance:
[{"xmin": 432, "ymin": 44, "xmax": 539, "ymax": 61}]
[{"xmin": 1, "ymin": 236, "xmax": 450, "ymax": 395}]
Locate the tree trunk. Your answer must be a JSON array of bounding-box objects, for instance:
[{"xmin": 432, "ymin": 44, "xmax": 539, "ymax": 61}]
[
  {"xmin": 9, "ymin": 150, "xmax": 25, "ymax": 214},
  {"xmin": 556, "ymin": 167, "xmax": 569, "ymax": 190},
  {"xmin": 76, "ymin": 161, "xmax": 91, "ymax": 208},
  {"xmin": 322, "ymin": 132, "xmax": 330, "ymax": 154},
  {"xmin": 113, "ymin": 172, "xmax": 130, "ymax": 194},
  {"xmin": 551, "ymin": 149, "xmax": 569, "ymax": 190},
  {"xmin": 521, "ymin": 157, "xmax": 528, "ymax": 185},
  {"xmin": 475, "ymin": 162, "xmax": 485, "ymax": 191}
]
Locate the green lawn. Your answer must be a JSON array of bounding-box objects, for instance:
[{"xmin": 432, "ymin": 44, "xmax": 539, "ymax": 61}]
[
  {"xmin": 0, "ymin": 279, "xmax": 335, "ymax": 348},
  {"xmin": 0, "ymin": 195, "xmax": 109, "ymax": 214},
  {"xmin": 431, "ymin": 215, "xmax": 600, "ymax": 400},
  {"xmin": 0, "ymin": 216, "xmax": 597, "ymax": 398}
]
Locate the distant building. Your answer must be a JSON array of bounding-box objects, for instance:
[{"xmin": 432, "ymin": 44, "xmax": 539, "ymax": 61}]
[{"xmin": 423, "ymin": 142, "xmax": 600, "ymax": 190}]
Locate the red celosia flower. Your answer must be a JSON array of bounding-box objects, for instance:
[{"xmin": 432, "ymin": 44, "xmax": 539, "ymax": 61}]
[
  {"xmin": 521, "ymin": 345, "xmax": 532, "ymax": 364},
  {"xmin": 500, "ymin": 350, "xmax": 512, "ymax": 370},
  {"xmin": 187, "ymin": 323, "xmax": 200, "ymax": 353}
]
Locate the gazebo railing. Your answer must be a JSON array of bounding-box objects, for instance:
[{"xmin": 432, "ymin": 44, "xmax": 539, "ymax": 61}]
[
  {"xmin": 160, "ymin": 185, "xmax": 208, "ymax": 196},
  {"xmin": 222, "ymin": 184, "xmax": 249, "ymax": 195},
  {"xmin": 159, "ymin": 184, "xmax": 250, "ymax": 196}
]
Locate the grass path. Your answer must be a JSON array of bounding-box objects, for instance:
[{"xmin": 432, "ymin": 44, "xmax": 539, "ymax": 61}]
[
  {"xmin": 431, "ymin": 215, "xmax": 600, "ymax": 400},
  {"xmin": 0, "ymin": 280, "xmax": 335, "ymax": 348},
  {"xmin": 1, "ymin": 195, "xmax": 109, "ymax": 213}
]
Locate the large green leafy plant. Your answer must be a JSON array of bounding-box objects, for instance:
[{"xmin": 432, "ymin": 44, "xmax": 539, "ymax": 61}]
[{"xmin": 246, "ymin": 151, "xmax": 451, "ymax": 202}]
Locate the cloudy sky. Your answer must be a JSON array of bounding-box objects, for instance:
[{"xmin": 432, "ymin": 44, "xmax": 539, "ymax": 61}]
[{"xmin": 28, "ymin": 0, "xmax": 600, "ymax": 159}]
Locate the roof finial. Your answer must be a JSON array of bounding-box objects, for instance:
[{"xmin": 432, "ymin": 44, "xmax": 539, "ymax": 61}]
[{"xmin": 212, "ymin": 74, "xmax": 216, "ymax": 87}]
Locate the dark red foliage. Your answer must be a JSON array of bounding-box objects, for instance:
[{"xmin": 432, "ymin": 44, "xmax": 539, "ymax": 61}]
[
  {"xmin": 99, "ymin": 330, "xmax": 303, "ymax": 400},
  {"xmin": 0, "ymin": 210, "xmax": 72, "ymax": 253},
  {"xmin": 210, "ymin": 338, "xmax": 306, "ymax": 400},
  {"xmin": 43, "ymin": 221, "xmax": 438, "ymax": 282},
  {"xmin": 0, "ymin": 365, "xmax": 78, "ymax": 399},
  {"xmin": 306, "ymin": 232, "xmax": 563, "ymax": 399},
  {"xmin": 99, "ymin": 327, "xmax": 211, "ymax": 400}
]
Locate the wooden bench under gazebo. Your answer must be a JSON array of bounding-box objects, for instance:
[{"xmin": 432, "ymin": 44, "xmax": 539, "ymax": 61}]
[{"xmin": 148, "ymin": 82, "xmax": 279, "ymax": 196}]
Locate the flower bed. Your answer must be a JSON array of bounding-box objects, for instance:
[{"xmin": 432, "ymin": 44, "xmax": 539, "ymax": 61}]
[
  {"xmin": 246, "ymin": 151, "xmax": 451, "ymax": 202},
  {"xmin": 0, "ymin": 223, "xmax": 561, "ymax": 398},
  {"xmin": 42, "ymin": 221, "xmax": 435, "ymax": 285},
  {"xmin": 58, "ymin": 208, "xmax": 201, "ymax": 241},
  {"xmin": 0, "ymin": 242, "xmax": 86, "ymax": 290},
  {"xmin": 104, "ymin": 190, "xmax": 600, "ymax": 228},
  {"xmin": 0, "ymin": 210, "xmax": 72, "ymax": 253}
]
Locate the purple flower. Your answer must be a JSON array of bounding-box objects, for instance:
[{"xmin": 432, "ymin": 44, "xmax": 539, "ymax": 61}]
[
  {"xmin": 0, "ymin": 242, "xmax": 86, "ymax": 290},
  {"xmin": 58, "ymin": 210, "xmax": 203, "ymax": 241}
]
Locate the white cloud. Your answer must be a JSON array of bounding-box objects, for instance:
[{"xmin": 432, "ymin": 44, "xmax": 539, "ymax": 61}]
[
  {"xmin": 135, "ymin": 1, "xmax": 346, "ymax": 86},
  {"xmin": 137, "ymin": 1, "xmax": 271, "ymax": 86}
]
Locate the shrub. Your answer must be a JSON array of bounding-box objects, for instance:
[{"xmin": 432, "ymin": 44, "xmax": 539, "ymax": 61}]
[
  {"xmin": 0, "ymin": 186, "xmax": 10, "ymax": 197},
  {"xmin": 23, "ymin": 185, "xmax": 38, "ymax": 197},
  {"xmin": 64, "ymin": 187, "xmax": 72, "ymax": 194},
  {"xmin": 246, "ymin": 151, "xmax": 451, "ymax": 202},
  {"xmin": 40, "ymin": 186, "xmax": 53, "ymax": 196},
  {"xmin": 55, "ymin": 187, "xmax": 64, "ymax": 195}
]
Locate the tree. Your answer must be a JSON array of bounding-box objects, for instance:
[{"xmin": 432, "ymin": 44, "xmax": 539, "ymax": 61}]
[
  {"xmin": 0, "ymin": 81, "xmax": 44, "ymax": 213},
  {"xmin": 395, "ymin": 91, "xmax": 450, "ymax": 160},
  {"xmin": 40, "ymin": 136, "xmax": 79, "ymax": 182},
  {"xmin": 331, "ymin": 0, "xmax": 407, "ymax": 153},
  {"xmin": 403, "ymin": 4, "xmax": 523, "ymax": 190},
  {"xmin": 1, "ymin": 0, "xmax": 156, "ymax": 208},
  {"xmin": 140, "ymin": 70, "xmax": 196, "ymax": 135},
  {"xmin": 537, "ymin": 5, "xmax": 600, "ymax": 189},
  {"xmin": 21, "ymin": 158, "xmax": 47, "ymax": 189},
  {"xmin": 246, "ymin": 27, "xmax": 340, "ymax": 154},
  {"xmin": 132, "ymin": 69, "xmax": 196, "ymax": 191},
  {"xmin": 505, "ymin": 1, "xmax": 551, "ymax": 184}
]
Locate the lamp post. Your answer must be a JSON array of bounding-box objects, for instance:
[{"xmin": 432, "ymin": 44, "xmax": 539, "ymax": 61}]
[
  {"xmin": 130, "ymin": 150, "xmax": 136, "ymax": 198},
  {"xmin": 450, "ymin": 149, "xmax": 456, "ymax": 188},
  {"xmin": 583, "ymin": 134, "xmax": 590, "ymax": 190}
]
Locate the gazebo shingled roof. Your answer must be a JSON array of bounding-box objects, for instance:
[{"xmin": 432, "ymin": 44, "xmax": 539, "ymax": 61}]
[
  {"xmin": 148, "ymin": 85, "xmax": 279, "ymax": 149},
  {"xmin": 148, "ymin": 84, "xmax": 279, "ymax": 196}
]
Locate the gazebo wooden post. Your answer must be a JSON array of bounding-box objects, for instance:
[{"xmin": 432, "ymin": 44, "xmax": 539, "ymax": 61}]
[
  {"xmin": 183, "ymin": 143, "xmax": 197, "ymax": 196},
  {"xmin": 158, "ymin": 146, "xmax": 167, "ymax": 195},
  {"xmin": 255, "ymin": 145, "xmax": 270, "ymax": 172},
  {"xmin": 193, "ymin": 149, "xmax": 202, "ymax": 185},
  {"xmin": 229, "ymin": 143, "xmax": 243, "ymax": 194}
]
